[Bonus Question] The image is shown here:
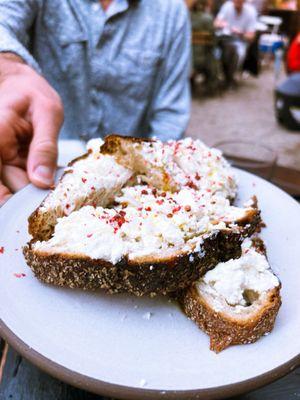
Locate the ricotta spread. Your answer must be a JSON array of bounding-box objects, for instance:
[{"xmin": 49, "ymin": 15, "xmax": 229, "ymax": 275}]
[
  {"xmin": 197, "ymin": 240, "xmax": 279, "ymax": 309},
  {"xmin": 135, "ymin": 138, "xmax": 237, "ymax": 198},
  {"xmin": 34, "ymin": 186, "xmax": 253, "ymax": 263},
  {"xmin": 41, "ymin": 143, "xmax": 132, "ymax": 215}
]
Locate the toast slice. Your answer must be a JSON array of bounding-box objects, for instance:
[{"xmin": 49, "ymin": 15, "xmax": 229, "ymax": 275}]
[
  {"xmin": 24, "ymin": 191, "xmax": 260, "ymax": 296},
  {"xmin": 179, "ymin": 238, "xmax": 281, "ymax": 352},
  {"xmin": 29, "ymin": 135, "xmax": 238, "ymax": 242},
  {"xmin": 25, "ymin": 135, "xmax": 260, "ymax": 296}
]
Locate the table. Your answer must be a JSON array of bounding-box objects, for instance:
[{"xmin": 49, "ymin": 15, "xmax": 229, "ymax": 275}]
[{"xmin": 0, "ymin": 339, "xmax": 299, "ymax": 399}]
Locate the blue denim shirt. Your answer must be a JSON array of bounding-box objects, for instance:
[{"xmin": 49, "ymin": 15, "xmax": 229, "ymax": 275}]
[{"xmin": 0, "ymin": 0, "xmax": 191, "ymax": 141}]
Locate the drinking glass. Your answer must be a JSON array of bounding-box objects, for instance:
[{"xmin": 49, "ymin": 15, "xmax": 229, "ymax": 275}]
[{"xmin": 213, "ymin": 140, "xmax": 277, "ymax": 181}]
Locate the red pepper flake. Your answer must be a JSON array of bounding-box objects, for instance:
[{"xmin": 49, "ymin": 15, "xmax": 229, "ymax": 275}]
[
  {"xmin": 167, "ymin": 213, "xmax": 173, "ymax": 218},
  {"xmin": 156, "ymin": 199, "xmax": 164, "ymax": 205},
  {"xmin": 172, "ymin": 206, "xmax": 181, "ymax": 213},
  {"xmin": 206, "ymin": 189, "xmax": 212, "ymax": 193},
  {"xmin": 186, "ymin": 180, "xmax": 197, "ymax": 190},
  {"xmin": 195, "ymin": 173, "xmax": 201, "ymax": 181},
  {"xmin": 14, "ymin": 273, "xmax": 26, "ymax": 278},
  {"xmin": 145, "ymin": 206, "xmax": 152, "ymax": 212},
  {"xmin": 90, "ymin": 186, "xmax": 96, "ymax": 191},
  {"xmin": 161, "ymin": 192, "xmax": 167, "ymax": 197},
  {"xmin": 138, "ymin": 207, "xmax": 143, "ymax": 211},
  {"xmin": 184, "ymin": 205, "xmax": 191, "ymax": 212},
  {"xmin": 174, "ymin": 142, "xmax": 183, "ymax": 155},
  {"xmin": 208, "ymin": 152, "xmax": 212, "ymax": 157},
  {"xmin": 87, "ymin": 233, "xmax": 93, "ymax": 238},
  {"xmin": 81, "ymin": 177, "xmax": 87, "ymax": 183},
  {"xmin": 119, "ymin": 210, "xmax": 126, "ymax": 217},
  {"xmin": 152, "ymin": 188, "xmax": 157, "ymax": 196},
  {"xmin": 110, "ymin": 213, "xmax": 126, "ymax": 229},
  {"xmin": 0, "ymin": 247, "xmax": 4, "ymax": 254},
  {"xmin": 66, "ymin": 203, "xmax": 70, "ymax": 210},
  {"xmin": 141, "ymin": 189, "xmax": 148, "ymax": 195},
  {"xmin": 92, "ymin": 202, "xmax": 97, "ymax": 208}
]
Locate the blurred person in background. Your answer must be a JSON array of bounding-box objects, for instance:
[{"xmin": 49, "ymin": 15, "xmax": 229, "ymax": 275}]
[
  {"xmin": 214, "ymin": 0, "xmax": 257, "ymax": 87},
  {"xmin": 0, "ymin": 0, "xmax": 191, "ymax": 204},
  {"xmin": 190, "ymin": 0, "xmax": 219, "ymax": 94}
]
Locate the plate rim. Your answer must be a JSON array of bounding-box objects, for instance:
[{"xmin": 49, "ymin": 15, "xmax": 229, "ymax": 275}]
[
  {"xmin": 0, "ymin": 171, "xmax": 300, "ymax": 399},
  {"xmin": 1, "ymin": 318, "xmax": 299, "ymax": 400}
]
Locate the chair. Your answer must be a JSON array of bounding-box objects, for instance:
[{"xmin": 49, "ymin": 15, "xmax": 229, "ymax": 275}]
[{"xmin": 191, "ymin": 13, "xmax": 219, "ymax": 94}]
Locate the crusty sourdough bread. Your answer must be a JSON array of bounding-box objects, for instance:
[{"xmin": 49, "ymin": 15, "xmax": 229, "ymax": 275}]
[
  {"xmin": 179, "ymin": 238, "xmax": 281, "ymax": 352},
  {"xmin": 25, "ymin": 135, "xmax": 261, "ymax": 296}
]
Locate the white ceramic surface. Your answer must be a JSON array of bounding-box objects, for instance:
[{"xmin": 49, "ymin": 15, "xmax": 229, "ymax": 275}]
[{"xmin": 0, "ymin": 169, "xmax": 299, "ymax": 392}]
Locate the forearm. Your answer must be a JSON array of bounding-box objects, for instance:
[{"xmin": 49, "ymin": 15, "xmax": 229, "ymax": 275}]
[{"xmin": 0, "ymin": 0, "xmax": 41, "ymax": 72}]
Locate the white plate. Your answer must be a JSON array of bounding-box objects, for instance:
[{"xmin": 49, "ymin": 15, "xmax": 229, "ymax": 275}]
[{"xmin": 0, "ymin": 169, "xmax": 299, "ymax": 399}]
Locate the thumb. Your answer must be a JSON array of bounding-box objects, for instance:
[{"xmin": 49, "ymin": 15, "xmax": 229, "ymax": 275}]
[{"xmin": 27, "ymin": 101, "xmax": 63, "ymax": 188}]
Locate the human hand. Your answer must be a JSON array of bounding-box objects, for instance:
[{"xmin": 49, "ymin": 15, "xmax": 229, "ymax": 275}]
[
  {"xmin": 0, "ymin": 54, "xmax": 64, "ymax": 205},
  {"xmin": 231, "ymin": 26, "xmax": 243, "ymax": 36}
]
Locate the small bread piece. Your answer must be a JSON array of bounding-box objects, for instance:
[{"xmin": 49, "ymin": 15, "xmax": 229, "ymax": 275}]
[{"xmin": 179, "ymin": 239, "xmax": 281, "ymax": 352}]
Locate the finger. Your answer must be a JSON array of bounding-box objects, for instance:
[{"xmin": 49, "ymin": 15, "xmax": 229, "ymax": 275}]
[
  {"xmin": 0, "ymin": 109, "xmax": 32, "ymax": 163},
  {"xmin": 27, "ymin": 100, "xmax": 63, "ymax": 188},
  {"xmin": 0, "ymin": 158, "xmax": 12, "ymax": 206},
  {"xmin": 2, "ymin": 165, "xmax": 30, "ymax": 193}
]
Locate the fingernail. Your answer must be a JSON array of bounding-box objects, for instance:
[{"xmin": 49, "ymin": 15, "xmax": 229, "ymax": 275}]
[{"xmin": 33, "ymin": 165, "xmax": 54, "ymax": 185}]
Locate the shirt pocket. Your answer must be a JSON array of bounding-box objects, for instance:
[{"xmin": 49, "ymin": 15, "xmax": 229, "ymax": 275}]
[
  {"xmin": 41, "ymin": 2, "xmax": 88, "ymax": 74},
  {"xmin": 113, "ymin": 47, "xmax": 162, "ymax": 100}
]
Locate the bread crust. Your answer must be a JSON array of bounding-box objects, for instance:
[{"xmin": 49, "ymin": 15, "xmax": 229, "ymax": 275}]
[
  {"xmin": 23, "ymin": 223, "xmax": 261, "ymax": 296},
  {"xmin": 179, "ymin": 285, "xmax": 281, "ymax": 352}
]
